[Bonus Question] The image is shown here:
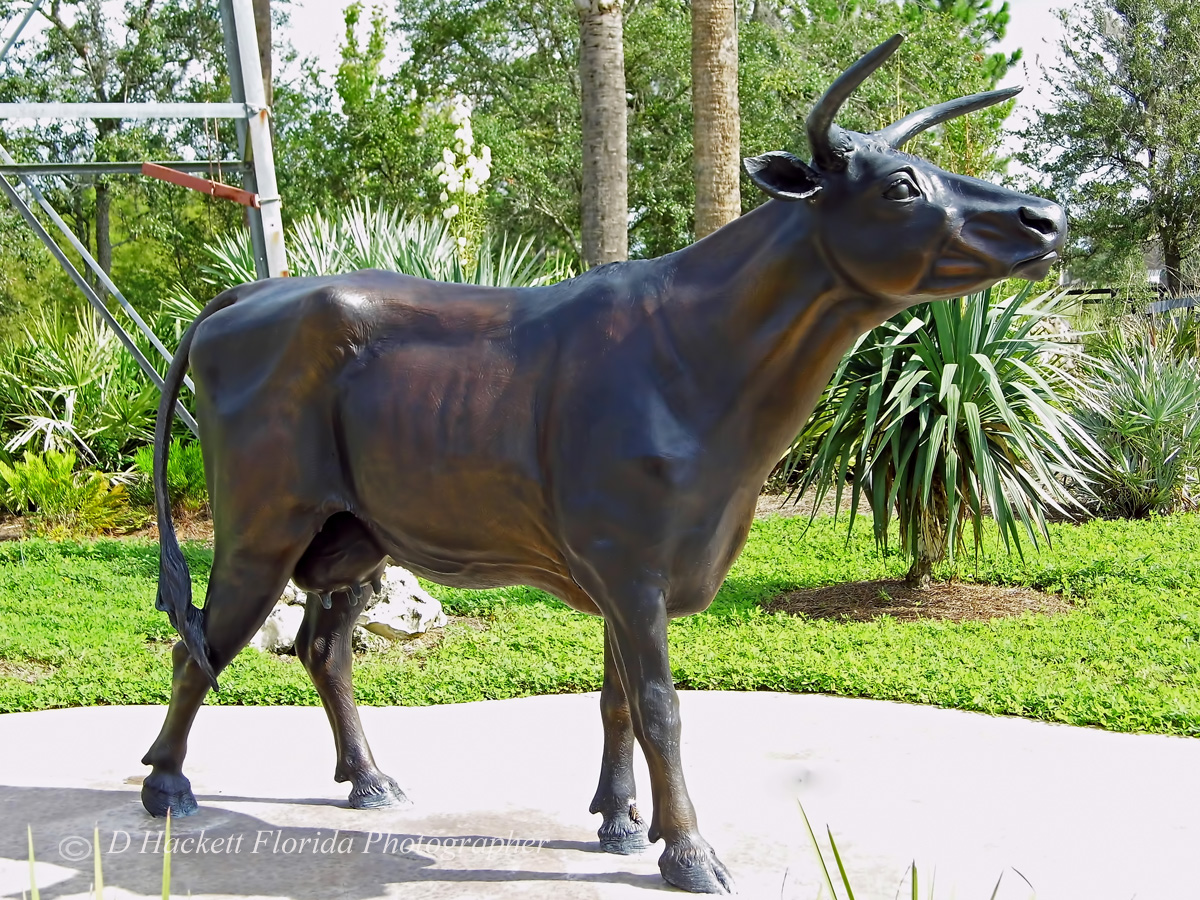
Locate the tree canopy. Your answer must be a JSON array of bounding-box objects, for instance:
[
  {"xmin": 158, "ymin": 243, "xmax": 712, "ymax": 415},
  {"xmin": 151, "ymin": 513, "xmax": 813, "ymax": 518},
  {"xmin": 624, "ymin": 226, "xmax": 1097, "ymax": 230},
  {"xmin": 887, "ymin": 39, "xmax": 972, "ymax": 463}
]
[
  {"xmin": 0, "ymin": 0, "xmax": 239, "ymax": 322},
  {"xmin": 0, "ymin": 0, "xmax": 1023, "ymax": 332},
  {"xmin": 377, "ymin": 0, "xmax": 1018, "ymax": 260},
  {"xmin": 1017, "ymin": 0, "xmax": 1200, "ymax": 293}
]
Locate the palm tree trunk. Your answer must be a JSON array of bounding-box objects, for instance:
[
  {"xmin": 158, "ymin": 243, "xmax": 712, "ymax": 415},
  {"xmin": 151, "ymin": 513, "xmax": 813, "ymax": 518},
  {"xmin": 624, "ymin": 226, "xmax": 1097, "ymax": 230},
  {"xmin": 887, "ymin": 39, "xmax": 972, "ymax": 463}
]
[
  {"xmin": 1162, "ymin": 233, "xmax": 1183, "ymax": 296},
  {"xmin": 253, "ymin": 0, "xmax": 273, "ymax": 108},
  {"xmin": 95, "ymin": 179, "xmax": 112, "ymax": 293},
  {"xmin": 577, "ymin": 0, "xmax": 628, "ymax": 266},
  {"xmin": 903, "ymin": 478, "xmax": 950, "ymax": 589},
  {"xmin": 692, "ymin": 0, "xmax": 741, "ymax": 239}
]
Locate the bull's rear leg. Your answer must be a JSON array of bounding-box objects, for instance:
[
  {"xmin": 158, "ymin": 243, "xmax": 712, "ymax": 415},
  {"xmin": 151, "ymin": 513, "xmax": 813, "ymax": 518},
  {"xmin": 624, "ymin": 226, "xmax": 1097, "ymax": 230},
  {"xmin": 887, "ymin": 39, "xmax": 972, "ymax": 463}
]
[
  {"xmin": 141, "ymin": 549, "xmax": 300, "ymax": 817},
  {"xmin": 590, "ymin": 621, "xmax": 649, "ymax": 853},
  {"xmin": 295, "ymin": 588, "xmax": 410, "ymax": 809}
]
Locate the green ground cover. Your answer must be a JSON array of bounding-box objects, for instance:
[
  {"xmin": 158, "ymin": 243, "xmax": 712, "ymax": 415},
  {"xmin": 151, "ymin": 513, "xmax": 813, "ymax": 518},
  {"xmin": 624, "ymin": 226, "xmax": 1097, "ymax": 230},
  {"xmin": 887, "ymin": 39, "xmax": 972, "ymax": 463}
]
[{"xmin": 1, "ymin": 514, "xmax": 1198, "ymax": 735}]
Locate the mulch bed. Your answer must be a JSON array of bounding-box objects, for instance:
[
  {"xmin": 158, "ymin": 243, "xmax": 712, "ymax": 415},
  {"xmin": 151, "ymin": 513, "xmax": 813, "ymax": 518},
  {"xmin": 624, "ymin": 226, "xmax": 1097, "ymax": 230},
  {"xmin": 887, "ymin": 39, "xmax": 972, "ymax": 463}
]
[
  {"xmin": 764, "ymin": 578, "xmax": 1070, "ymax": 623},
  {"xmin": 124, "ymin": 506, "xmax": 215, "ymax": 543},
  {"xmin": 0, "ymin": 509, "xmax": 217, "ymax": 543}
]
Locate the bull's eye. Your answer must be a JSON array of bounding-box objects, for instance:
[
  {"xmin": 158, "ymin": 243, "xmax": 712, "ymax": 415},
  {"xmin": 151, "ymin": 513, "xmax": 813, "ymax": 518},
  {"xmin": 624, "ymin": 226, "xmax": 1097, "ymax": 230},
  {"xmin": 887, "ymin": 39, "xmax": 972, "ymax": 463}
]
[{"xmin": 884, "ymin": 176, "xmax": 919, "ymax": 202}]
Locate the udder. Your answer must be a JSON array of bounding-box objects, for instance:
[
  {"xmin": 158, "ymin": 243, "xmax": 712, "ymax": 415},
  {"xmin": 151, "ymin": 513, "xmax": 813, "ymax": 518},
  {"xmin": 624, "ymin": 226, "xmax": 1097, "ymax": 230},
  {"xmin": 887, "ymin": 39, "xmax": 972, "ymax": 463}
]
[{"xmin": 293, "ymin": 512, "xmax": 389, "ymax": 599}]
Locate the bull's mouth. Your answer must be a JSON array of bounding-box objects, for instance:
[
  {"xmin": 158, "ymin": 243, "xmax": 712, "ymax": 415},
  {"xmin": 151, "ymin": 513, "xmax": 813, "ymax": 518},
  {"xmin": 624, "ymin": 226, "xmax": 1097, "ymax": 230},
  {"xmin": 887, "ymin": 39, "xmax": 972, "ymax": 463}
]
[{"xmin": 1011, "ymin": 251, "xmax": 1059, "ymax": 280}]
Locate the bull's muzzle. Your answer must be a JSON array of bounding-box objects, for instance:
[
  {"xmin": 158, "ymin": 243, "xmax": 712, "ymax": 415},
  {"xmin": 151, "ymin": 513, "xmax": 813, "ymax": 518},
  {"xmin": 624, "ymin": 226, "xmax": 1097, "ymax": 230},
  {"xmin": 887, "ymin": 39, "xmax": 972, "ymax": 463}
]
[{"xmin": 1011, "ymin": 201, "xmax": 1067, "ymax": 280}]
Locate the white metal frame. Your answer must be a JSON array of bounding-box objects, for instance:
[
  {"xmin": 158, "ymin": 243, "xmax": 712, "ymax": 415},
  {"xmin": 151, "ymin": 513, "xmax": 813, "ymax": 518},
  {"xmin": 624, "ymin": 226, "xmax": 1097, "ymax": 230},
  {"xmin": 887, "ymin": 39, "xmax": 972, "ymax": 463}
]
[{"xmin": 0, "ymin": 0, "xmax": 290, "ymax": 436}]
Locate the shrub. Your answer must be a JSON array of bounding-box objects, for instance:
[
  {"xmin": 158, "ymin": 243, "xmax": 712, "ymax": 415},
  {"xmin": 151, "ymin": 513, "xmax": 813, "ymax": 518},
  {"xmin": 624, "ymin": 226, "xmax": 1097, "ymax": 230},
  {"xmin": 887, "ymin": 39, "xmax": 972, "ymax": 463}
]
[
  {"xmin": 198, "ymin": 200, "xmax": 575, "ymax": 289},
  {"xmin": 0, "ymin": 309, "xmax": 158, "ymax": 470},
  {"xmin": 1071, "ymin": 340, "xmax": 1200, "ymax": 518},
  {"xmin": 128, "ymin": 439, "xmax": 208, "ymax": 511},
  {"xmin": 0, "ymin": 449, "xmax": 138, "ymax": 537},
  {"xmin": 785, "ymin": 286, "xmax": 1097, "ymax": 586},
  {"xmin": 1082, "ymin": 307, "xmax": 1200, "ymax": 363}
]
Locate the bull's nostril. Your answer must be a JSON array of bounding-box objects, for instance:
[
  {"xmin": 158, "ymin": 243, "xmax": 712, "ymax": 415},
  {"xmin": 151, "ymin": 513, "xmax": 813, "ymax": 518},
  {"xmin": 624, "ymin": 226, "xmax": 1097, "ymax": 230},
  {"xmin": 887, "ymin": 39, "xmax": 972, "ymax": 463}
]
[{"xmin": 1019, "ymin": 205, "xmax": 1058, "ymax": 237}]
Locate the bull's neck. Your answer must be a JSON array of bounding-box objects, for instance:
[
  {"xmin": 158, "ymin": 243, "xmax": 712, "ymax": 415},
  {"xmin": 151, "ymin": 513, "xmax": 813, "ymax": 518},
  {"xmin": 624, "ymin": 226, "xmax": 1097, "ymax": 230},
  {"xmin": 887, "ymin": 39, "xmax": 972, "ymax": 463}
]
[{"xmin": 660, "ymin": 200, "xmax": 888, "ymax": 480}]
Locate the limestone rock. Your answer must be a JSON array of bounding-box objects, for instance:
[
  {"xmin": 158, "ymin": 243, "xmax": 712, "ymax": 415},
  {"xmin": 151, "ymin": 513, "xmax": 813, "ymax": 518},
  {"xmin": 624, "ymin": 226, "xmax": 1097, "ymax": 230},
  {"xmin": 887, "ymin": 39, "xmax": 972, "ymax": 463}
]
[
  {"xmin": 248, "ymin": 603, "xmax": 305, "ymax": 654},
  {"xmin": 359, "ymin": 566, "xmax": 447, "ymax": 641},
  {"xmin": 280, "ymin": 581, "xmax": 307, "ymax": 605},
  {"xmin": 251, "ymin": 564, "xmax": 446, "ymax": 654},
  {"xmin": 352, "ymin": 628, "xmax": 391, "ymax": 653}
]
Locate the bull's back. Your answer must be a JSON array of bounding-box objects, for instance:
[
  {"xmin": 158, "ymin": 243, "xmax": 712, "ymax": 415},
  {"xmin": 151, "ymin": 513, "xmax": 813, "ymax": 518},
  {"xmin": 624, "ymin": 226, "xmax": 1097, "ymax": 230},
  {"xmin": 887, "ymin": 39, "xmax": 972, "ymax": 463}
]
[
  {"xmin": 188, "ymin": 271, "xmax": 587, "ymax": 606},
  {"xmin": 189, "ymin": 270, "xmax": 544, "ymax": 422}
]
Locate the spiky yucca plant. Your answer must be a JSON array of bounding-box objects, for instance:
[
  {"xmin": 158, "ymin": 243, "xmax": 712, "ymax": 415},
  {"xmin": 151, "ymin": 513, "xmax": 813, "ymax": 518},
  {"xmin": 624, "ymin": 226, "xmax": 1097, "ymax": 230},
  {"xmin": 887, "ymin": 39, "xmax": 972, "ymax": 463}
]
[
  {"xmin": 0, "ymin": 309, "xmax": 158, "ymax": 468},
  {"xmin": 198, "ymin": 201, "xmax": 574, "ymax": 289},
  {"xmin": 1071, "ymin": 339, "xmax": 1200, "ymax": 518},
  {"xmin": 787, "ymin": 286, "xmax": 1096, "ymax": 587}
]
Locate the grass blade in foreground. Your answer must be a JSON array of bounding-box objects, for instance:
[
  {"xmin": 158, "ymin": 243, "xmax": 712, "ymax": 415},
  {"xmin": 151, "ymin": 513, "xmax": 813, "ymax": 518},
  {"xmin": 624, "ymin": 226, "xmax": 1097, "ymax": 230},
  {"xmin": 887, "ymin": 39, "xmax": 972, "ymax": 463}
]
[
  {"xmin": 826, "ymin": 825, "xmax": 857, "ymax": 900},
  {"xmin": 162, "ymin": 810, "xmax": 171, "ymax": 900},
  {"xmin": 799, "ymin": 801, "xmax": 842, "ymax": 900},
  {"xmin": 27, "ymin": 825, "xmax": 39, "ymax": 900},
  {"xmin": 798, "ymin": 803, "xmax": 1038, "ymax": 900}
]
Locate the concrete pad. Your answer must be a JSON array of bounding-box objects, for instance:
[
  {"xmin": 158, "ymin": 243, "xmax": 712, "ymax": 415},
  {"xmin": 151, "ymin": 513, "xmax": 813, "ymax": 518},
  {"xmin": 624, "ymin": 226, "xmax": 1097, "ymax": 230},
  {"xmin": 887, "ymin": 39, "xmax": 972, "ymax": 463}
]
[{"xmin": 0, "ymin": 692, "xmax": 1197, "ymax": 899}]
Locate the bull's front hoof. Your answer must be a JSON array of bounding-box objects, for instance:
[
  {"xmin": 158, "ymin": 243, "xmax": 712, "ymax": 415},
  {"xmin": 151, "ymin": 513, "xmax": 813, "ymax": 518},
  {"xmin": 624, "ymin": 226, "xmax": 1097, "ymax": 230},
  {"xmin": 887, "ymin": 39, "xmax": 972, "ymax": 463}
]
[
  {"xmin": 141, "ymin": 771, "xmax": 199, "ymax": 818},
  {"xmin": 598, "ymin": 803, "xmax": 649, "ymax": 854},
  {"xmin": 349, "ymin": 774, "xmax": 412, "ymax": 810},
  {"xmin": 659, "ymin": 839, "xmax": 736, "ymax": 894}
]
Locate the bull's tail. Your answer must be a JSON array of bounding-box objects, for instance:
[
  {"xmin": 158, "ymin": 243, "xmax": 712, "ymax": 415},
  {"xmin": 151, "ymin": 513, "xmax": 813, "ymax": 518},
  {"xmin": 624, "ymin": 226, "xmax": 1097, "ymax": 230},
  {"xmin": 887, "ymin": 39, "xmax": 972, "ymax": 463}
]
[{"xmin": 154, "ymin": 288, "xmax": 243, "ymax": 693}]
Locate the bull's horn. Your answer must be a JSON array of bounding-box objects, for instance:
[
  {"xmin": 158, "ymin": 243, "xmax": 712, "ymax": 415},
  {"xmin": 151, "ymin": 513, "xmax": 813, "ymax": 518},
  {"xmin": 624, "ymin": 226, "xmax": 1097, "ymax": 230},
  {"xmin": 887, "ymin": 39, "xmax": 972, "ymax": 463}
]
[
  {"xmin": 807, "ymin": 34, "xmax": 905, "ymax": 171},
  {"xmin": 874, "ymin": 86, "xmax": 1022, "ymax": 149}
]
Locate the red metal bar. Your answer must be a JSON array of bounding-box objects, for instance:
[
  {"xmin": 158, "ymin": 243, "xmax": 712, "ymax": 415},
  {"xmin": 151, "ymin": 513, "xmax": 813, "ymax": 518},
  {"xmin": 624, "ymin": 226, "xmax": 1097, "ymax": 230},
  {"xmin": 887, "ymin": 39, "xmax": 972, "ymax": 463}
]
[{"xmin": 140, "ymin": 162, "xmax": 259, "ymax": 208}]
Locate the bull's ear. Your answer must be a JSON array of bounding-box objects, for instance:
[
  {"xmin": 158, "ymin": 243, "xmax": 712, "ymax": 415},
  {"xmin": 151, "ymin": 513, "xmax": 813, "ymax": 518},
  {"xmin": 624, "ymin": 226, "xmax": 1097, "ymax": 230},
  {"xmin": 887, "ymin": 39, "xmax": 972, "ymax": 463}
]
[{"xmin": 743, "ymin": 151, "xmax": 823, "ymax": 201}]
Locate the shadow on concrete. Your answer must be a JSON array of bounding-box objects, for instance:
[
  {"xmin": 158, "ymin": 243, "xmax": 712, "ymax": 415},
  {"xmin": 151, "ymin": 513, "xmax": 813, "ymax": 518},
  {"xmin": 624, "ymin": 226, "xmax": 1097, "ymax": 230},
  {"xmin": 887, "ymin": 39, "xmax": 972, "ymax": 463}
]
[{"xmin": 1, "ymin": 785, "xmax": 670, "ymax": 899}]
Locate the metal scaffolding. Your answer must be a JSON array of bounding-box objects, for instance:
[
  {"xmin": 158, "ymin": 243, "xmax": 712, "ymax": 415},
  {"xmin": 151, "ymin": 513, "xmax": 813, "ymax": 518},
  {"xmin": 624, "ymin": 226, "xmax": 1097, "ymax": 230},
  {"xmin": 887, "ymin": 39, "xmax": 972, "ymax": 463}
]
[{"xmin": 0, "ymin": 0, "xmax": 290, "ymax": 437}]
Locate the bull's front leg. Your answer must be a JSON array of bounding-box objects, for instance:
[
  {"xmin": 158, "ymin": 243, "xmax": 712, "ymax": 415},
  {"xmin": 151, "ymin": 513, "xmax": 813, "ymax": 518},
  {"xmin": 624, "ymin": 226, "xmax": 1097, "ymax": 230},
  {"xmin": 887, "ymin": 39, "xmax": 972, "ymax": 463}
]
[
  {"xmin": 601, "ymin": 587, "xmax": 735, "ymax": 895},
  {"xmin": 590, "ymin": 620, "xmax": 649, "ymax": 853}
]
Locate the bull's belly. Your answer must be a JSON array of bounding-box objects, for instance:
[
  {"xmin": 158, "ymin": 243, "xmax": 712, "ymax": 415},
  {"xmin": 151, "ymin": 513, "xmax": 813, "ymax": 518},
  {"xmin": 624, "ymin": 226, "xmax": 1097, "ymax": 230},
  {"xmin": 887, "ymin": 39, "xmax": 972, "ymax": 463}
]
[{"xmin": 349, "ymin": 475, "xmax": 599, "ymax": 615}]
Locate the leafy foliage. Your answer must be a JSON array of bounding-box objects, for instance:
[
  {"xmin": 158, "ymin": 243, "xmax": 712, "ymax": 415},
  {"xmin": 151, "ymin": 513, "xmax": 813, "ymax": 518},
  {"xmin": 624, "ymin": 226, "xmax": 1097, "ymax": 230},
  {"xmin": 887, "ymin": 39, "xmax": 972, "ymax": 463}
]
[
  {"xmin": 0, "ymin": 309, "xmax": 158, "ymax": 470},
  {"xmin": 199, "ymin": 201, "xmax": 574, "ymax": 288},
  {"xmin": 0, "ymin": 449, "xmax": 135, "ymax": 537},
  {"xmin": 0, "ymin": 206, "xmax": 55, "ymax": 339},
  {"xmin": 272, "ymin": 2, "xmax": 456, "ymax": 226},
  {"xmin": 1016, "ymin": 0, "xmax": 1200, "ymax": 292},
  {"xmin": 786, "ymin": 287, "xmax": 1096, "ymax": 584},
  {"xmin": 128, "ymin": 439, "xmax": 208, "ymax": 513},
  {"xmin": 1082, "ymin": 307, "xmax": 1200, "ymax": 363},
  {"xmin": 740, "ymin": 1, "xmax": 1018, "ymax": 181},
  {"xmin": 0, "ymin": 0, "xmax": 240, "ymax": 323},
  {"xmin": 1071, "ymin": 334, "xmax": 1200, "ymax": 518},
  {"xmin": 341, "ymin": 0, "xmax": 1022, "ymax": 260}
]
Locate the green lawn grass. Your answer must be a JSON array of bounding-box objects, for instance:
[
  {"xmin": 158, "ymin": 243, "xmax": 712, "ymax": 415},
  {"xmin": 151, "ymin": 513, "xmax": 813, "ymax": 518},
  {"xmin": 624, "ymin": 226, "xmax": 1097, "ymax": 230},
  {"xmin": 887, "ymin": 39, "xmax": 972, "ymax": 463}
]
[{"xmin": 1, "ymin": 514, "xmax": 1198, "ymax": 735}]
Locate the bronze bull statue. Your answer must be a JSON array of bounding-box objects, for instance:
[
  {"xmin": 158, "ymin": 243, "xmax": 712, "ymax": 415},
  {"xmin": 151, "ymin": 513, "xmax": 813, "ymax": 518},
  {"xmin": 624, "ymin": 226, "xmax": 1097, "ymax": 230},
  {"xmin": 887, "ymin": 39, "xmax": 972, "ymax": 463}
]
[{"xmin": 141, "ymin": 35, "xmax": 1064, "ymax": 894}]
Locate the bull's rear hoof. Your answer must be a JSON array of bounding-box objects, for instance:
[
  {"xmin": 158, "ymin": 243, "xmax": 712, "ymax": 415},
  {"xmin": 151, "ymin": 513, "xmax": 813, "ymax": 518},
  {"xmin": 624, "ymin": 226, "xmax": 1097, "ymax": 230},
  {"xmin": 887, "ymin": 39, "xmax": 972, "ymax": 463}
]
[
  {"xmin": 141, "ymin": 772, "xmax": 199, "ymax": 818},
  {"xmin": 659, "ymin": 840, "xmax": 736, "ymax": 894},
  {"xmin": 598, "ymin": 804, "xmax": 649, "ymax": 854},
  {"xmin": 349, "ymin": 775, "xmax": 412, "ymax": 810}
]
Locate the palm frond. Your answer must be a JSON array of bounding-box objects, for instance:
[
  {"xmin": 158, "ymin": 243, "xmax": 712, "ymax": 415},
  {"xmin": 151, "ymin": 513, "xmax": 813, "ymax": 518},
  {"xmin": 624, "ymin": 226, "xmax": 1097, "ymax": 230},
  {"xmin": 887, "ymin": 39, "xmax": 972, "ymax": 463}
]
[{"xmin": 785, "ymin": 286, "xmax": 1094, "ymax": 582}]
